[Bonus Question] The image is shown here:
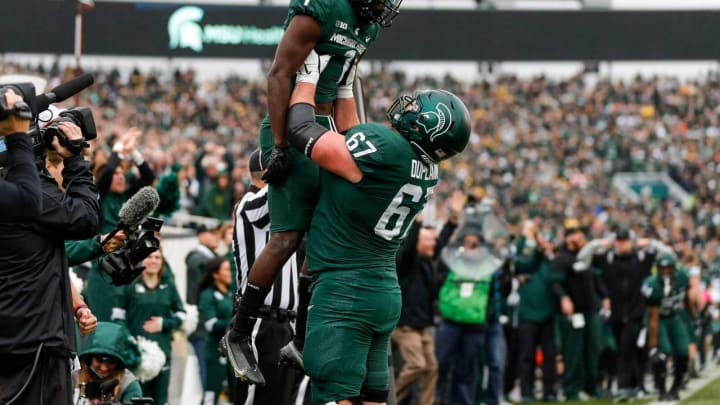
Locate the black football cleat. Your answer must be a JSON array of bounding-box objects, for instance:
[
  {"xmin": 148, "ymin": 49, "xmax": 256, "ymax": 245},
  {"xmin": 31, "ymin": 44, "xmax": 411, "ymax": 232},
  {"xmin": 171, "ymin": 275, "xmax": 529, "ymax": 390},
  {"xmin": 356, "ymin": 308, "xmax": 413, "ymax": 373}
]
[
  {"xmin": 279, "ymin": 341, "xmax": 305, "ymax": 371},
  {"xmin": 220, "ymin": 331, "xmax": 265, "ymax": 385}
]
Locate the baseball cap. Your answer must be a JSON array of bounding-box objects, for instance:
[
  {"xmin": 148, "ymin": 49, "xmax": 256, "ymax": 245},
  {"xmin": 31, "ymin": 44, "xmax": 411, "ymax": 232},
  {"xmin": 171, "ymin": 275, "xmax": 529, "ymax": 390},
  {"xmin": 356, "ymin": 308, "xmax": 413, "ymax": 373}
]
[{"xmin": 615, "ymin": 227, "xmax": 631, "ymax": 241}]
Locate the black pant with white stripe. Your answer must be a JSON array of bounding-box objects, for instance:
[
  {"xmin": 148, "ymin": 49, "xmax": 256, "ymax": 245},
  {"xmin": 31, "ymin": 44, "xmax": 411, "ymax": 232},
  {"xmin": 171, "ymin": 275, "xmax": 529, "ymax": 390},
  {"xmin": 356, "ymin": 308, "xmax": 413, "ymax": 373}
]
[{"xmin": 233, "ymin": 313, "xmax": 304, "ymax": 405}]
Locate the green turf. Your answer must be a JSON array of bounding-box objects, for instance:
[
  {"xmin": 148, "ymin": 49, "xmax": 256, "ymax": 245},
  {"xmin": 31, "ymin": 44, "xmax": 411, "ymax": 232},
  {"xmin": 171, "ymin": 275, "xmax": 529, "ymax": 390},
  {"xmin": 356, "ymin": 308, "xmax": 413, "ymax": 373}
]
[{"xmin": 680, "ymin": 375, "xmax": 720, "ymax": 404}]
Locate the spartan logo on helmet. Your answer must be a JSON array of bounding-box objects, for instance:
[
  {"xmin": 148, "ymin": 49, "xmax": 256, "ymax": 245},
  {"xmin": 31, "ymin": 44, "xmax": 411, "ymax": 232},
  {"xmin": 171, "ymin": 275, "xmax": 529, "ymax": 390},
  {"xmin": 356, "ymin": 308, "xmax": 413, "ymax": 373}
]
[{"xmin": 416, "ymin": 102, "xmax": 453, "ymax": 142}]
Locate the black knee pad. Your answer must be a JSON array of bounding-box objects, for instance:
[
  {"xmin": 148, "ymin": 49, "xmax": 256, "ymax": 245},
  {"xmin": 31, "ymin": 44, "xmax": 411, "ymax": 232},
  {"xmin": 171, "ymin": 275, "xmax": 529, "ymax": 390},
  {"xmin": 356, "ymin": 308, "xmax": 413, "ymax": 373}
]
[{"xmin": 361, "ymin": 389, "xmax": 389, "ymax": 402}]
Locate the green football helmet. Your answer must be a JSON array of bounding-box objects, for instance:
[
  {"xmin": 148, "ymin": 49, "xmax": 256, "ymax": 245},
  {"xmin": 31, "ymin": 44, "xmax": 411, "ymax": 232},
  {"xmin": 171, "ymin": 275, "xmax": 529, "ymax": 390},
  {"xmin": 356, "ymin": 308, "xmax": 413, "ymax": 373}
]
[
  {"xmin": 349, "ymin": 0, "xmax": 402, "ymax": 27},
  {"xmin": 388, "ymin": 89, "xmax": 471, "ymax": 163},
  {"xmin": 656, "ymin": 253, "xmax": 676, "ymax": 269}
]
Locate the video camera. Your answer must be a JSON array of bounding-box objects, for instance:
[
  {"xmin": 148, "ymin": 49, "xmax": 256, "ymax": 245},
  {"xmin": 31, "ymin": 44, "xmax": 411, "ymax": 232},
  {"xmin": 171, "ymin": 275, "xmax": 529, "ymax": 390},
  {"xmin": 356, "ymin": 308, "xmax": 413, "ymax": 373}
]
[
  {"xmin": 100, "ymin": 217, "xmax": 164, "ymax": 286},
  {"xmin": 0, "ymin": 74, "xmax": 96, "ymax": 167},
  {"xmin": 81, "ymin": 376, "xmax": 153, "ymax": 404}
]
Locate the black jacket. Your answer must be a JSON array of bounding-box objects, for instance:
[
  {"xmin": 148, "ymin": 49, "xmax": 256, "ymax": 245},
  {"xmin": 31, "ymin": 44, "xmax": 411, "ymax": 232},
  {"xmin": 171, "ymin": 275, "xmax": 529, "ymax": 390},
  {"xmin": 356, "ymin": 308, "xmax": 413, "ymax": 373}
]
[
  {"xmin": 592, "ymin": 249, "xmax": 657, "ymax": 322},
  {"xmin": 552, "ymin": 243, "xmax": 607, "ymax": 314},
  {"xmin": 0, "ymin": 155, "xmax": 100, "ymax": 354},
  {"xmin": 396, "ymin": 220, "xmax": 454, "ymax": 329},
  {"xmin": 0, "ymin": 133, "xmax": 41, "ymax": 221}
]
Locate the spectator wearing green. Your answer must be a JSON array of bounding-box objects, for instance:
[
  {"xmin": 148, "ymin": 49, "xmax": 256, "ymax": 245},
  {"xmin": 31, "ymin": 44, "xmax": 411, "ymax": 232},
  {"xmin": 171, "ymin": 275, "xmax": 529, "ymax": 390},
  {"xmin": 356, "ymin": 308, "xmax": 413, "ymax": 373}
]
[
  {"xmin": 514, "ymin": 220, "xmax": 560, "ymax": 402},
  {"xmin": 75, "ymin": 322, "xmax": 143, "ymax": 403},
  {"xmin": 112, "ymin": 247, "xmax": 186, "ymax": 405},
  {"xmin": 198, "ymin": 257, "xmax": 234, "ymax": 405},
  {"xmin": 87, "ymin": 128, "xmax": 155, "ymax": 321}
]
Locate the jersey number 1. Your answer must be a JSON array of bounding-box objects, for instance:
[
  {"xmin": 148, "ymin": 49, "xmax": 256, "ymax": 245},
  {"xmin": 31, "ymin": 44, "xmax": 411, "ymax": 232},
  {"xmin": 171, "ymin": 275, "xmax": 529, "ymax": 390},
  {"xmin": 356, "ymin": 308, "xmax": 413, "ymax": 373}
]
[{"xmin": 374, "ymin": 184, "xmax": 434, "ymax": 241}]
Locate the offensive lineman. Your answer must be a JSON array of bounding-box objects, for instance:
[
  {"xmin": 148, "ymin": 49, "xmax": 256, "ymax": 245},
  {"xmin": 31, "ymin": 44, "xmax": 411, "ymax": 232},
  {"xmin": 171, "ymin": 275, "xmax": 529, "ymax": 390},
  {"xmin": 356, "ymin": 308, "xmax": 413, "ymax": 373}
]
[{"xmin": 281, "ymin": 77, "xmax": 470, "ymax": 403}]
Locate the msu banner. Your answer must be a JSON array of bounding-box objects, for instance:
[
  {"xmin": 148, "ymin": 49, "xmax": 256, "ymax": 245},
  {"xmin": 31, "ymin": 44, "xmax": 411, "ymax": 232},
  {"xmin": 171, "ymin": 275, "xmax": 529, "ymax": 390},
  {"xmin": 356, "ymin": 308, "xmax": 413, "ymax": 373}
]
[{"xmin": 2, "ymin": 2, "xmax": 720, "ymax": 60}]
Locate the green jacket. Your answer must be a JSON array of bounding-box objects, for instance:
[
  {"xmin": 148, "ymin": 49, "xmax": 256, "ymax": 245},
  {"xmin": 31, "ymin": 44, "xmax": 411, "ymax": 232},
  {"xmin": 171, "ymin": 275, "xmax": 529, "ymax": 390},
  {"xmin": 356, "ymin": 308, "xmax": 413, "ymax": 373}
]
[
  {"xmin": 514, "ymin": 236, "xmax": 559, "ymax": 323},
  {"xmin": 114, "ymin": 278, "xmax": 186, "ymax": 357},
  {"xmin": 194, "ymin": 184, "xmax": 231, "ymax": 221},
  {"xmin": 78, "ymin": 322, "xmax": 143, "ymax": 402},
  {"xmin": 66, "ymin": 237, "xmax": 103, "ymax": 267}
]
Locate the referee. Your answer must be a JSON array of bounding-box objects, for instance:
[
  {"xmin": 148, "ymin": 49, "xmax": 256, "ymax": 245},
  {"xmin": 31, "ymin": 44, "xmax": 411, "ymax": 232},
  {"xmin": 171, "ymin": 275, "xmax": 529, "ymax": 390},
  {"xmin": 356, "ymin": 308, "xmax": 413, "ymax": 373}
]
[{"xmin": 231, "ymin": 149, "xmax": 303, "ymax": 404}]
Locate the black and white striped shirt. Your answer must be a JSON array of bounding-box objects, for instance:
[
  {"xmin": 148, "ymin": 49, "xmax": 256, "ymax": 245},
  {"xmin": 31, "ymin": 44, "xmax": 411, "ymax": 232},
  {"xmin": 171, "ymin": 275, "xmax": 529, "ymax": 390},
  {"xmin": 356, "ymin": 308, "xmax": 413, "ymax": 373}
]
[{"xmin": 232, "ymin": 185, "xmax": 299, "ymax": 312}]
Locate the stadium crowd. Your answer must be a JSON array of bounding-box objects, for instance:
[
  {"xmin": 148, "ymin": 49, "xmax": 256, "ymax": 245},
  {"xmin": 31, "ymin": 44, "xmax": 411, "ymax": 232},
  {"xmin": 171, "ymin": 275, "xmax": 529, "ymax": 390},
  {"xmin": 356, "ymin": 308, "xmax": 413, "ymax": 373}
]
[{"xmin": 4, "ymin": 60, "xmax": 720, "ymax": 404}]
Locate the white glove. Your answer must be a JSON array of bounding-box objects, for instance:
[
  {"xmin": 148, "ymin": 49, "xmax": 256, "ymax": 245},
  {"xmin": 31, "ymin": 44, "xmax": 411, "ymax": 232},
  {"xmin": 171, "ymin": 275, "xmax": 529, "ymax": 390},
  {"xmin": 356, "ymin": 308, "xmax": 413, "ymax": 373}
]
[
  {"xmin": 336, "ymin": 62, "xmax": 357, "ymax": 99},
  {"xmin": 296, "ymin": 49, "xmax": 331, "ymax": 85}
]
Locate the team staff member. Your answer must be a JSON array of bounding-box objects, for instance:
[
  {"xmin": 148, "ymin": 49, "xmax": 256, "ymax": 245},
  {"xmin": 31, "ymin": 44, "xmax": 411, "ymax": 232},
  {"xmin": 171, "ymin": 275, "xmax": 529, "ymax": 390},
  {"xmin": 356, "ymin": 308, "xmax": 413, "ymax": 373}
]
[
  {"xmin": 0, "ymin": 103, "xmax": 101, "ymax": 404},
  {"xmin": 551, "ymin": 218, "xmax": 608, "ymax": 401},
  {"xmin": 198, "ymin": 257, "xmax": 234, "ymax": 405},
  {"xmin": 576, "ymin": 229, "xmax": 673, "ymax": 400},
  {"xmin": 223, "ymin": 0, "xmax": 397, "ymax": 384},
  {"xmin": 112, "ymin": 248, "xmax": 186, "ymax": 405},
  {"xmin": 642, "ymin": 254, "xmax": 691, "ymax": 401},
  {"xmin": 282, "ymin": 76, "xmax": 470, "ymax": 404}
]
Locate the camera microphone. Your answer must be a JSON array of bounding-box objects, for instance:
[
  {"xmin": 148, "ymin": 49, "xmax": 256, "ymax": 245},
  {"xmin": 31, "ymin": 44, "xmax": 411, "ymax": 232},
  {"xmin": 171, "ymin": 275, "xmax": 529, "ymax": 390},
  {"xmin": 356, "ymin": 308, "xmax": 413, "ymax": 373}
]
[
  {"xmin": 35, "ymin": 73, "xmax": 95, "ymax": 113},
  {"xmin": 102, "ymin": 186, "xmax": 160, "ymax": 245}
]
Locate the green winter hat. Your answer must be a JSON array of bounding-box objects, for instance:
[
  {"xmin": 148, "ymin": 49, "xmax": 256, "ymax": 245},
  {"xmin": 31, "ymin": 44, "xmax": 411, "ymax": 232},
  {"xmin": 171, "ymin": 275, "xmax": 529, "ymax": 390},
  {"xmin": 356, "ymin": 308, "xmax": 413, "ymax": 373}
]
[{"xmin": 79, "ymin": 322, "xmax": 141, "ymax": 370}]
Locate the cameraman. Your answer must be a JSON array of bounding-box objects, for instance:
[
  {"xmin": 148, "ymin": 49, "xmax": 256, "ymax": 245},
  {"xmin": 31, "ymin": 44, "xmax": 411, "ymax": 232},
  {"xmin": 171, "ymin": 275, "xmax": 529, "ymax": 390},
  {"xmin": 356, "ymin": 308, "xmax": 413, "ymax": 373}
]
[
  {"xmin": 0, "ymin": 88, "xmax": 41, "ymax": 220},
  {"xmin": 0, "ymin": 114, "xmax": 100, "ymax": 404}
]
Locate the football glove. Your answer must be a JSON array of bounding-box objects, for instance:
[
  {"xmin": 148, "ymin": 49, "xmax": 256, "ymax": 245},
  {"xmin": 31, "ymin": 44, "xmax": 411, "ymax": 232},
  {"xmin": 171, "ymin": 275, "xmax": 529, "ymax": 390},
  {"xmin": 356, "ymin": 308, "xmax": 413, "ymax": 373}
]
[
  {"xmin": 262, "ymin": 145, "xmax": 293, "ymax": 185},
  {"xmin": 336, "ymin": 62, "xmax": 357, "ymax": 99},
  {"xmin": 296, "ymin": 50, "xmax": 331, "ymax": 86}
]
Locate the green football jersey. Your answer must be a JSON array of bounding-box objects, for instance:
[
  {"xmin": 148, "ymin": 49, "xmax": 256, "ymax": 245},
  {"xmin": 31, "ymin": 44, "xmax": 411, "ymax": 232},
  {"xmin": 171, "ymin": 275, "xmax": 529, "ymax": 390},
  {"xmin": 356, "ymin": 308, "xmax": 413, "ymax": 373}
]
[
  {"xmin": 306, "ymin": 123, "xmax": 438, "ymax": 274},
  {"xmin": 286, "ymin": 0, "xmax": 380, "ymax": 104},
  {"xmin": 641, "ymin": 269, "xmax": 689, "ymax": 317}
]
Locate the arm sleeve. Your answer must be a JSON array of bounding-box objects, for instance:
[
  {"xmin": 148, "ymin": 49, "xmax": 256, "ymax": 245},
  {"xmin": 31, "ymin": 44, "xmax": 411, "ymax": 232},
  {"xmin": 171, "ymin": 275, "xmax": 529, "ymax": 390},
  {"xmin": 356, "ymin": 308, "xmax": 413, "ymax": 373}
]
[
  {"xmin": 594, "ymin": 272, "xmax": 609, "ymax": 299},
  {"xmin": 513, "ymin": 236, "xmax": 542, "ymax": 275},
  {"xmin": 0, "ymin": 133, "xmax": 41, "ymax": 220},
  {"xmin": 647, "ymin": 239, "xmax": 675, "ymax": 258},
  {"xmin": 126, "ymin": 160, "xmax": 156, "ymax": 197},
  {"xmin": 551, "ymin": 256, "xmax": 569, "ymax": 299},
  {"xmin": 574, "ymin": 239, "xmax": 604, "ymax": 272},
  {"xmin": 97, "ymin": 152, "xmax": 121, "ymax": 197},
  {"xmin": 288, "ymin": 0, "xmax": 328, "ymax": 36},
  {"xmin": 120, "ymin": 381, "xmax": 144, "ymax": 403},
  {"xmin": 162, "ymin": 285, "xmax": 186, "ymax": 332},
  {"xmin": 66, "ymin": 237, "xmax": 103, "ymax": 267},
  {"xmin": 38, "ymin": 156, "xmax": 100, "ymax": 240},
  {"xmin": 185, "ymin": 253, "xmax": 202, "ymax": 305},
  {"xmin": 346, "ymin": 124, "xmax": 388, "ymax": 176},
  {"xmin": 396, "ymin": 221, "xmax": 420, "ymax": 277},
  {"xmin": 435, "ymin": 221, "xmax": 457, "ymax": 259}
]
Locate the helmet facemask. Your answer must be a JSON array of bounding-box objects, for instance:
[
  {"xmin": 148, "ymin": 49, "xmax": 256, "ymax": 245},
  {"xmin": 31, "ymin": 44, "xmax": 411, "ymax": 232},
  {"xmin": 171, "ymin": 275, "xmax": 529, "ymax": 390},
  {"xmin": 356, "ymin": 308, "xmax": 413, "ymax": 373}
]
[{"xmin": 353, "ymin": 0, "xmax": 402, "ymax": 27}]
